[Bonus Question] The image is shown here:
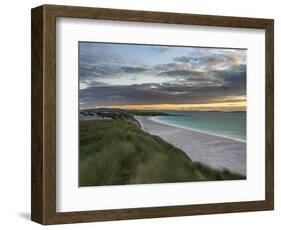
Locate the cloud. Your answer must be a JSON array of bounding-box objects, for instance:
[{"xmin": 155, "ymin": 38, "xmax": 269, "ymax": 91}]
[
  {"xmin": 80, "ymin": 64, "xmax": 246, "ymax": 107},
  {"xmin": 79, "ymin": 42, "xmax": 246, "ymax": 108},
  {"xmin": 173, "ymin": 50, "xmax": 246, "ymax": 71},
  {"xmin": 79, "ymin": 64, "xmax": 118, "ymax": 79},
  {"xmin": 158, "ymin": 69, "xmax": 208, "ymax": 82},
  {"xmin": 121, "ymin": 66, "xmax": 149, "ymax": 73}
]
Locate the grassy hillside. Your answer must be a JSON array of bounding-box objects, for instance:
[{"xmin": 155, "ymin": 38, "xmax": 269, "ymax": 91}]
[{"xmin": 79, "ymin": 120, "xmax": 245, "ymax": 186}]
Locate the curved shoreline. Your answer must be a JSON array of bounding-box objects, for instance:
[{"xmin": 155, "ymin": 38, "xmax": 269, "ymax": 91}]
[
  {"xmin": 150, "ymin": 116, "xmax": 246, "ymax": 143},
  {"xmin": 135, "ymin": 116, "xmax": 246, "ymax": 176}
]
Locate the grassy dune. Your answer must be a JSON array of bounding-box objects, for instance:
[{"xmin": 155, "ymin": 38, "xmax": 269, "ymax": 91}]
[{"xmin": 79, "ymin": 120, "xmax": 245, "ymax": 186}]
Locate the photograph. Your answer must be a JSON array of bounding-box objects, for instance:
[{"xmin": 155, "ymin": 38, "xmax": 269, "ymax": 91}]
[
  {"xmin": 30, "ymin": 4, "xmax": 274, "ymax": 224},
  {"xmin": 78, "ymin": 42, "xmax": 247, "ymax": 186}
]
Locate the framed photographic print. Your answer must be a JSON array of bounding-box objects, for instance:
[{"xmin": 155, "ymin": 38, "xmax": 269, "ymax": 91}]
[{"xmin": 31, "ymin": 4, "xmax": 274, "ymax": 224}]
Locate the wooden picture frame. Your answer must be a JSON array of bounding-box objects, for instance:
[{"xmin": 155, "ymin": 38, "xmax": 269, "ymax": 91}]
[{"xmin": 31, "ymin": 4, "xmax": 274, "ymax": 225}]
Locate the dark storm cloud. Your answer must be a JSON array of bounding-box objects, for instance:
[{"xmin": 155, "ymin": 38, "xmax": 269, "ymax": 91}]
[
  {"xmin": 80, "ymin": 67, "xmax": 246, "ymax": 106},
  {"xmin": 80, "ymin": 64, "xmax": 246, "ymax": 106},
  {"xmin": 211, "ymin": 64, "xmax": 246, "ymax": 91}
]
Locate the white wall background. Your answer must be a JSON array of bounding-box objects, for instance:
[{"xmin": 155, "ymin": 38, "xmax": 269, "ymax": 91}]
[{"xmin": 0, "ymin": 0, "xmax": 279, "ymax": 229}]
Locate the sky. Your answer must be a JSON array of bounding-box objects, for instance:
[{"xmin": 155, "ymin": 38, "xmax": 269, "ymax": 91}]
[{"xmin": 79, "ymin": 42, "xmax": 246, "ymax": 111}]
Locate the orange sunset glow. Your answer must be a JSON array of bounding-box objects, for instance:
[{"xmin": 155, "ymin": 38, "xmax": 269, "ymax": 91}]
[{"xmin": 97, "ymin": 100, "xmax": 246, "ymax": 111}]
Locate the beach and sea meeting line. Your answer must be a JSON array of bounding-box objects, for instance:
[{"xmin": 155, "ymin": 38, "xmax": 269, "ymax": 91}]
[
  {"xmin": 151, "ymin": 111, "xmax": 246, "ymax": 142},
  {"xmin": 78, "ymin": 41, "xmax": 247, "ymax": 186}
]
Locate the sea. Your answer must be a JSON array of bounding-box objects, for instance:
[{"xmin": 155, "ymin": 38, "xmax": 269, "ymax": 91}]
[{"xmin": 151, "ymin": 111, "xmax": 246, "ymax": 142}]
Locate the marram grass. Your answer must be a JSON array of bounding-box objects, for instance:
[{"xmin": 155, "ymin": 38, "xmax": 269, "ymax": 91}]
[{"xmin": 79, "ymin": 120, "xmax": 245, "ymax": 186}]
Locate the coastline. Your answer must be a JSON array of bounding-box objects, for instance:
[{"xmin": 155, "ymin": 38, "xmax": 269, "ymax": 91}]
[
  {"xmin": 135, "ymin": 116, "xmax": 246, "ymax": 176},
  {"xmin": 150, "ymin": 116, "xmax": 246, "ymax": 143}
]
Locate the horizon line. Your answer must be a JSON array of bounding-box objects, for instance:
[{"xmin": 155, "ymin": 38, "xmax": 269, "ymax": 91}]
[{"xmin": 81, "ymin": 101, "xmax": 246, "ymax": 112}]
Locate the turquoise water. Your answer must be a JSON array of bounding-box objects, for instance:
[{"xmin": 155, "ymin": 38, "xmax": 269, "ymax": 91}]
[{"xmin": 151, "ymin": 111, "xmax": 246, "ymax": 142}]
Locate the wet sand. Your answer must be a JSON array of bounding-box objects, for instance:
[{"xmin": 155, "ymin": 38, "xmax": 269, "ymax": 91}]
[{"xmin": 135, "ymin": 116, "xmax": 246, "ymax": 176}]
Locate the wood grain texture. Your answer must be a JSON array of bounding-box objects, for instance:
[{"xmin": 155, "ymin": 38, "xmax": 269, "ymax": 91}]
[
  {"xmin": 31, "ymin": 4, "xmax": 274, "ymax": 225},
  {"xmin": 31, "ymin": 6, "xmax": 44, "ymax": 224},
  {"xmin": 265, "ymin": 19, "xmax": 274, "ymax": 210}
]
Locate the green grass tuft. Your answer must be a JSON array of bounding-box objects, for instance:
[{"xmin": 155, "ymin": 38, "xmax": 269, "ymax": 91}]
[{"xmin": 79, "ymin": 120, "xmax": 245, "ymax": 186}]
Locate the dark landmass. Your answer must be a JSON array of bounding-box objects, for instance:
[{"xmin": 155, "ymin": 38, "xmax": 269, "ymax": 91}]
[{"xmin": 81, "ymin": 108, "xmax": 170, "ymax": 116}]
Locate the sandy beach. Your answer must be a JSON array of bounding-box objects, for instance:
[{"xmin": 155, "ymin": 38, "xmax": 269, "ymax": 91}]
[{"xmin": 135, "ymin": 116, "xmax": 246, "ymax": 176}]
